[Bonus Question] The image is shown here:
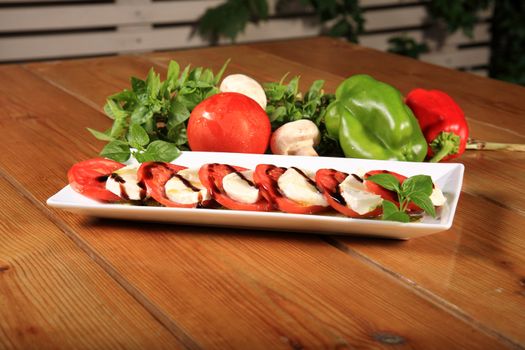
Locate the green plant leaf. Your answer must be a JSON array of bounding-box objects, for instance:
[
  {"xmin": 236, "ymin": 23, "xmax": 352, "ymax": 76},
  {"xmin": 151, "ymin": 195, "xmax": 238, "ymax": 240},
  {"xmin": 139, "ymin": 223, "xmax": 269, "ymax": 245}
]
[
  {"xmin": 402, "ymin": 175, "xmax": 433, "ymax": 196},
  {"xmin": 366, "ymin": 173, "xmax": 401, "ymax": 192},
  {"xmin": 213, "ymin": 58, "xmax": 231, "ymax": 84},
  {"xmin": 87, "ymin": 127, "xmax": 115, "ymax": 141},
  {"xmin": 381, "ymin": 200, "xmax": 399, "ymax": 218},
  {"xmin": 167, "ymin": 100, "xmax": 190, "ymax": 128},
  {"xmin": 127, "ymin": 124, "xmax": 150, "ymax": 149},
  {"xmin": 104, "ymin": 99, "xmax": 127, "ymax": 120},
  {"xmin": 167, "ymin": 124, "xmax": 188, "ymax": 146},
  {"xmin": 138, "ymin": 140, "xmax": 181, "ymax": 162},
  {"xmin": 409, "ymin": 192, "xmax": 436, "ymax": 218},
  {"xmin": 146, "ymin": 68, "xmax": 161, "ymax": 99},
  {"xmin": 100, "ymin": 140, "xmax": 130, "ymax": 162},
  {"xmin": 383, "ymin": 211, "xmax": 410, "ymax": 223},
  {"xmin": 131, "ymin": 77, "xmax": 146, "ymax": 95}
]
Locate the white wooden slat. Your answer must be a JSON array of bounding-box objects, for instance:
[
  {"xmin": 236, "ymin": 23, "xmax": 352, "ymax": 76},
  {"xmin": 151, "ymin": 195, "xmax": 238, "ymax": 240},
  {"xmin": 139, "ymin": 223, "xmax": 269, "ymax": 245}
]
[
  {"xmin": 360, "ymin": 23, "xmax": 490, "ymax": 51},
  {"xmin": 363, "ymin": 5, "xmax": 427, "ymax": 31},
  {"xmin": 0, "ymin": 18, "xmax": 317, "ymax": 61},
  {"xmin": 363, "ymin": 4, "xmax": 492, "ymax": 31},
  {"xmin": 420, "ymin": 47, "xmax": 490, "ymax": 68},
  {"xmin": 0, "ymin": 1, "xmax": 221, "ymax": 32},
  {"xmin": 469, "ymin": 69, "xmax": 489, "ymax": 77},
  {"xmin": 360, "ymin": 0, "xmax": 426, "ymax": 6}
]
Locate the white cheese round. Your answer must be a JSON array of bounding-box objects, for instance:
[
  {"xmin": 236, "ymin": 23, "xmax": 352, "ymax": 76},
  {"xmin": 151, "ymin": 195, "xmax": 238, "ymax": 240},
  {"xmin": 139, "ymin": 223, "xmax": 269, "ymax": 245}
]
[
  {"xmin": 105, "ymin": 165, "xmax": 144, "ymax": 201},
  {"xmin": 165, "ymin": 168, "xmax": 210, "ymax": 205},
  {"xmin": 277, "ymin": 168, "xmax": 328, "ymax": 207},
  {"xmin": 222, "ymin": 170, "xmax": 259, "ymax": 204},
  {"xmin": 430, "ymin": 187, "xmax": 446, "ymax": 207},
  {"xmin": 339, "ymin": 175, "xmax": 382, "ymax": 215}
]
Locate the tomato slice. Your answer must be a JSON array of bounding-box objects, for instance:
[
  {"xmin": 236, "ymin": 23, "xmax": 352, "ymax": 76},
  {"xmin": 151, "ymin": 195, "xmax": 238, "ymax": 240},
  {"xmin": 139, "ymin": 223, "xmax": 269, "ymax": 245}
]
[
  {"xmin": 253, "ymin": 164, "xmax": 327, "ymax": 214},
  {"xmin": 198, "ymin": 163, "xmax": 271, "ymax": 211},
  {"xmin": 138, "ymin": 162, "xmax": 212, "ymax": 208},
  {"xmin": 67, "ymin": 158, "xmax": 125, "ymax": 202},
  {"xmin": 363, "ymin": 170, "xmax": 422, "ymax": 213},
  {"xmin": 315, "ymin": 169, "xmax": 381, "ymax": 218}
]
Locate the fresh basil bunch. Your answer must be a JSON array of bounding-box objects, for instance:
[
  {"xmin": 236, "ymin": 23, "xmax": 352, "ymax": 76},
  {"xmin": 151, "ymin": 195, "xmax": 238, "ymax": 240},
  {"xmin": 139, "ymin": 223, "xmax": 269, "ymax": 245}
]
[{"xmin": 88, "ymin": 59, "xmax": 230, "ymax": 162}]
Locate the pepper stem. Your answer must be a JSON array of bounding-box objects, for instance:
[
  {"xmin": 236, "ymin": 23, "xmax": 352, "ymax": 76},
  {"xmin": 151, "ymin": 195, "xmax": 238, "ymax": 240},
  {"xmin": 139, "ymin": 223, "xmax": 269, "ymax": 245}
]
[
  {"xmin": 429, "ymin": 132, "xmax": 460, "ymax": 163},
  {"xmin": 466, "ymin": 138, "xmax": 525, "ymax": 152}
]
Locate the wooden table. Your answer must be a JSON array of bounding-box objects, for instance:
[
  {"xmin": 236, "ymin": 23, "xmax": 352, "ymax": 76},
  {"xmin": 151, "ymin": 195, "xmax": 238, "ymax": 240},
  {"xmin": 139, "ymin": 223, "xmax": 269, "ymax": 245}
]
[{"xmin": 1, "ymin": 37, "xmax": 524, "ymax": 349}]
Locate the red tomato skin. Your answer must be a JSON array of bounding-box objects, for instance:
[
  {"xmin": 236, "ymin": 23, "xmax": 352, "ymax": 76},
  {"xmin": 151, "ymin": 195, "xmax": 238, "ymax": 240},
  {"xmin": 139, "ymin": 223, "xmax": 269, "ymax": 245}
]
[
  {"xmin": 253, "ymin": 164, "xmax": 327, "ymax": 215},
  {"xmin": 198, "ymin": 163, "xmax": 271, "ymax": 212},
  {"xmin": 315, "ymin": 169, "xmax": 381, "ymax": 218},
  {"xmin": 363, "ymin": 170, "xmax": 422, "ymax": 213},
  {"xmin": 187, "ymin": 92, "xmax": 271, "ymax": 154},
  {"xmin": 138, "ymin": 162, "xmax": 212, "ymax": 208},
  {"xmin": 67, "ymin": 158, "xmax": 125, "ymax": 202}
]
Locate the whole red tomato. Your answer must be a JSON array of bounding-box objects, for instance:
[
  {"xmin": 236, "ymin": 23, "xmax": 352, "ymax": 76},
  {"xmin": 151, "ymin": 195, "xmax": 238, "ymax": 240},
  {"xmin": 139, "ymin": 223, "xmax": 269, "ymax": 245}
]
[{"xmin": 187, "ymin": 92, "xmax": 271, "ymax": 154}]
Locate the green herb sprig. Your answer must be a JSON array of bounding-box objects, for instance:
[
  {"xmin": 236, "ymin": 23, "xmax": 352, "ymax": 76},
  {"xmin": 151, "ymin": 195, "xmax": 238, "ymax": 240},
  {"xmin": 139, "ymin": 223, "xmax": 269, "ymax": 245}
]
[
  {"xmin": 88, "ymin": 59, "xmax": 230, "ymax": 162},
  {"xmin": 366, "ymin": 173, "xmax": 436, "ymax": 223},
  {"xmin": 264, "ymin": 75, "xmax": 341, "ymax": 156}
]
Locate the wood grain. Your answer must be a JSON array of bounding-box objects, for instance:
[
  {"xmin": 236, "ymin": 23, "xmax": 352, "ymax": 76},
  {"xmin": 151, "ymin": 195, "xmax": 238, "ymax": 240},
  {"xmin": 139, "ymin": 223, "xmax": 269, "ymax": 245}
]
[
  {"xmin": 0, "ymin": 175, "xmax": 181, "ymax": 349},
  {"xmin": 0, "ymin": 63, "xmax": 510, "ymax": 348},
  {"xmin": 248, "ymin": 37, "xmax": 525, "ymax": 140}
]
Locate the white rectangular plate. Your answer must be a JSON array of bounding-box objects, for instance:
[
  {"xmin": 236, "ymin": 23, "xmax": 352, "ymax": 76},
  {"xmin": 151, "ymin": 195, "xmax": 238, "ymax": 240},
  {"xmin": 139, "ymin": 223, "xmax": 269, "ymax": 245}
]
[{"xmin": 47, "ymin": 152, "xmax": 464, "ymax": 240}]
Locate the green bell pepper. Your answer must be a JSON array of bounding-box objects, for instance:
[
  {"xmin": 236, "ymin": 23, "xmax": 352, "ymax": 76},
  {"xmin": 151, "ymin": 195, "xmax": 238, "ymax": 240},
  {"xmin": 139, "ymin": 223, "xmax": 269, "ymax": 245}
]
[{"xmin": 325, "ymin": 74, "xmax": 427, "ymax": 162}]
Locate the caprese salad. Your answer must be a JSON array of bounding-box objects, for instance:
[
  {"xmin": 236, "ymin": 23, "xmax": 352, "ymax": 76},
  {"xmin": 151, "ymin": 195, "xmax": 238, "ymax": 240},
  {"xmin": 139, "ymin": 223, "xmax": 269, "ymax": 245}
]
[{"xmin": 67, "ymin": 158, "xmax": 446, "ymax": 222}]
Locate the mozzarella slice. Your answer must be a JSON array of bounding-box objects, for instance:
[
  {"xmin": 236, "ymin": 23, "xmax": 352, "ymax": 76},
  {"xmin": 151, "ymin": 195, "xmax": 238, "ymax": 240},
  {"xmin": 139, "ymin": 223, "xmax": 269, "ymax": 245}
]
[
  {"xmin": 278, "ymin": 168, "xmax": 328, "ymax": 207},
  {"xmin": 105, "ymin": 165, "xmax": 145, "ymax": 201},
  {"xmin": 165, "ymin": 168, "xmax": 210, "ymax": 205},
  {"xmin": 222, "ymin": 170, "xmax": 259, "ymax": 204},
  {"xmin": 339, "ymin": 175, "xmax": 382, "ymax": 215},
  {"xmin": 430, "ymin": 187, "xmax": 446, "ymax": 206}
]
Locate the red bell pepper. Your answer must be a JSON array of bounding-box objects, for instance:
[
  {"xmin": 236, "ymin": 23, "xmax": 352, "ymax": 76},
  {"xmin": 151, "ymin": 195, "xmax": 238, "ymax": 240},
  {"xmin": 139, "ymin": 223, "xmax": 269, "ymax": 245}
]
[{"xmin": 406, "ymin": 89, "xmax": 469, "ymax": 162}]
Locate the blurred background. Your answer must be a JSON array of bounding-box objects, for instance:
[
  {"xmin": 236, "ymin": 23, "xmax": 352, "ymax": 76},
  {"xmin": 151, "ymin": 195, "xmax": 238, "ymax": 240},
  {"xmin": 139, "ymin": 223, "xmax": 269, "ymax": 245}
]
[{"xmin": 0, "ymin": 0, "xmax": 523, "ymax": 86}]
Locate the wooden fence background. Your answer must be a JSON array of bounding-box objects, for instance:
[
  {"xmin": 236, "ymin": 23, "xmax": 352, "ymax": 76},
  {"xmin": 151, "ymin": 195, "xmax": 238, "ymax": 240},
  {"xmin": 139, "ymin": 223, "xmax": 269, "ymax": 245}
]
[{"xmin": 0, "ymin": 0, "xmax": 491, "ymax": 76}]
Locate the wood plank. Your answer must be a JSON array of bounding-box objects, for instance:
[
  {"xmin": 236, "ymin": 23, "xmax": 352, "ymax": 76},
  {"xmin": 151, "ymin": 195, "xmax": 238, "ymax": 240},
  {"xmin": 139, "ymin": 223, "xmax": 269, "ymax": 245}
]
[
  {"xmin": 248, "ymin": 37, "xmax": 525, "ymax": 139},
  {"xmin": 1, "ymin": 61, "xmax": 509, "ymax": 348},
  {"xmin": 0, "ymin": 176, "xmax": 182, "ymax": 349},
  {"xmin": 0, "ymin": 1, "xmax": 221, "ymax": 32},
  {"xmin": 331, "ymin": 190, "xmax": 525, "ymax": 345}
]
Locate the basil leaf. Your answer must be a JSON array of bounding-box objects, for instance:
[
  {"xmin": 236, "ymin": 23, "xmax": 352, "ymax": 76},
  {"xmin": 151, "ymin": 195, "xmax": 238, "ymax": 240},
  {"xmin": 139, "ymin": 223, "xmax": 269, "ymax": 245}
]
[
  {"xmin": 213, "ymin": 58, "xmax": 230, "ymax": 85},
  {"xmin": 381, "ymin": 200, "xmax": 398, "ymax": 218},
  {"xmin": 167, "ymin": 100, "xmax": 190, "ymax": 128},
  {"xmin": 100, "ymin": 140, "xmax": 130, "ymax": 162},
  {"xmin": 200, "ymin": 68, "xmax": 214, "ymax": 84},
  {"xmin": 131, "ymin": 77, "xmax": 146, "ymax": 95},
  {"xmin": 87, "ymin": 128, "xmax": 115, "ymax": 141},
  {"xmin": 109, "ymin": 117, "xmax": 127, "ymax": 138},
  {"xmin": 366, "ymin": 173, "xmax": 401, "ymax": 192},
  {"xmin": 164, "ymin": 60, "xmax": 180, "ymax": 93},
  {"xmin": 306, "ymin": 80, "xmax": 324, "ymax": 100},
  {"xmin": 286, "ymin": 76, "xmax": 300, "ymax": 96},
  {"xmin": 130, "ymin": 105, "xmax": 149, "ymax": 124},
  {"xmin": 128, "ymin": 124, "xmax": 149, "ymax": 148},
  {"xmin": 409, "ymin": 192, "xmax": 436, "ymax": 218},
  {"xmin": 179, "ymin": 64, "xmax": 191, "ymax": 85},
  {"xmin": 189, "ymin": 67, "xmax": 202, "ymax": 81},
  {"xmin": 402, "ymin": 175, "xmax": 433, "ymax": 196},
  {"xmin": 145, "ymin": 140, "xmax": 181, "ymax": 162},
  {"xmin": 167, "ymin": 124, "xmax": 188, "ymax": 146},
  {"xmin": 383, "ymin": 211, "xmax": 410, "ymax": 223},
  {"xmin": 104, "ymin": 99, "xmax": 127, "ymax": 120},
  {"xmin": 146, "ymin": 69, "xmax": 161, "ymax": 99}
]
